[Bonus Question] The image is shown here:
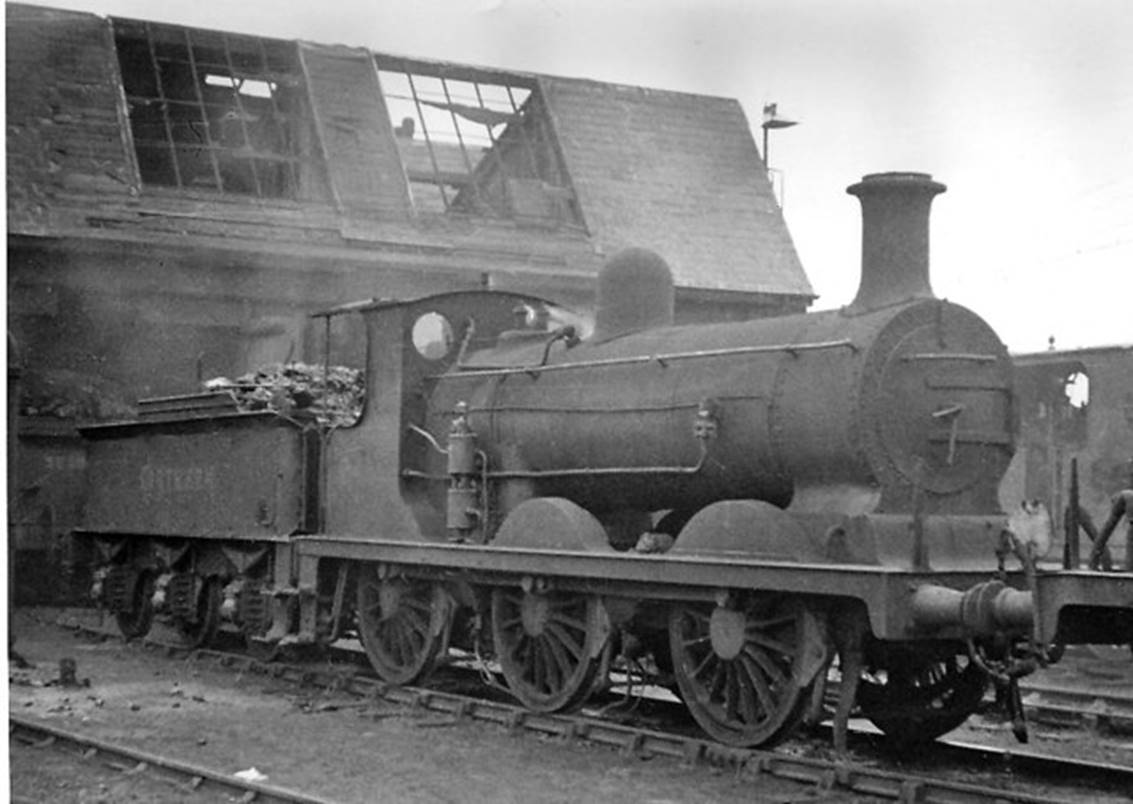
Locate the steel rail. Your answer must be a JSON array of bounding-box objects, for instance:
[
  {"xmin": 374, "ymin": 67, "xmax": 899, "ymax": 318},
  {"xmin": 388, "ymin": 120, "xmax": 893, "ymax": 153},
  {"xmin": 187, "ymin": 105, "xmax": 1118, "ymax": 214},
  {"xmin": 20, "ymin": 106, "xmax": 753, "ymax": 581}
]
[
  {"xmin": 823, "ymin": 673, "xmax": 1133, "ymax": 737},
  {"xmin": 60, "ymin": 618, "xmax": 1133, "ymax": 801},
  {"xmin": 181, "ymin": 645, "xmax": 1122, "ymax": 804},
  {"xmin": 1017, "ymin": 680, "xmax": 1133, "ymax": 735},
  {"xmin": 9, "ymin": 715, "xmax": 341, "ymax": 804}
]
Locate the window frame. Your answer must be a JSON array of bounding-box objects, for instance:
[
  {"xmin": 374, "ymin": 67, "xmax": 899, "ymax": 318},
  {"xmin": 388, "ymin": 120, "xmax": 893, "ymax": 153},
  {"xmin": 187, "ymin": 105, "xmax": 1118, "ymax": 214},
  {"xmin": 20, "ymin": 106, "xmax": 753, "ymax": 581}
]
[
  {"xmin": 375, "ymin": 55, "xmax": 582, "ymax": 227},
  {"xmin": 111, "ymin": 18, "xmax": 329, "ymax": 203}
]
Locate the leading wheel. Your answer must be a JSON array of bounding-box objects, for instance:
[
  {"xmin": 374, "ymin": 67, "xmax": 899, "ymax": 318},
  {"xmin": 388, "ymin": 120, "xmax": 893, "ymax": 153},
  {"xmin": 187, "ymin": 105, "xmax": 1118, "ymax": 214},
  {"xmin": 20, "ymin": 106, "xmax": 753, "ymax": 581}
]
[
  {"xmin": 669, "ymin": 596, "xmax": 816, "ymax": 747},
  {"xmin": 356, "ymin": 568, "xmax": 451, "ymax": 685},
  {"xmin": 491, "ymin": 587, "xmax": 610, "ymax": 712},
  {"xmin": 858, "ymin": 651, "xmax": 986, "ymax": 744}
]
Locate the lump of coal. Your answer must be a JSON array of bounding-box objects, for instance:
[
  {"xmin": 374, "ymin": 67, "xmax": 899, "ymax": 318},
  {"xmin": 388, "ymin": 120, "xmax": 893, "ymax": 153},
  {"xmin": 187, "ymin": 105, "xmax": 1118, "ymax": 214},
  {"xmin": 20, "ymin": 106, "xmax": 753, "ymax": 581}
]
[{"xmin": 206, "ymin": 363, "xmax": 364, "ymax": 428}]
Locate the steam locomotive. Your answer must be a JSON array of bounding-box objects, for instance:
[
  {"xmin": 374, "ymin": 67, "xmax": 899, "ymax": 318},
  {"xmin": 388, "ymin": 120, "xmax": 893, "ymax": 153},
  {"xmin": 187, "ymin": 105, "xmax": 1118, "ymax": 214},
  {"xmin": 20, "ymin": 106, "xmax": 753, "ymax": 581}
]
[{"xmin": 76, "ymin": 172, "xmax": 1133, "ymax": 749}]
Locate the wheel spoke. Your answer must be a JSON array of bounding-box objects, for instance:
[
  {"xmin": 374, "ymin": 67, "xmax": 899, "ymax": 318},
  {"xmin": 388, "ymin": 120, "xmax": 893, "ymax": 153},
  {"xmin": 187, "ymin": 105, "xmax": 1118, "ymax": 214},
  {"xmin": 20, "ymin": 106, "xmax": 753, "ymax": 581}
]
[
  {"xmin": 539, "ymin": 640, "xmax": 557, "ymax": 692},
  {"xmin": 743, "ymin": 631, "xmax": 793, "ymax": 657},
  {"xmin": 549, "ymin": 612, "xmax": 589, "ymax": 633},
  {"xmin": 391, "ymin": 620, "xmax": 413, "ymax": 663},
  {"xmin": 403, "ymin": 596, "xmax": 433, "ymax": 613},
  {"xmin": 527, "ymin": 640, "xmax": 542, "ymax": 690},
  {"xmin": 544, "ymin": 624, "xmax": 581, "ymax": 668},
  {"xmin": 407, "ymin": 615, "xmax": 428, "ymax": 652},
  {"xmin": 708, "ymin": 661, "xmax": 726, "ymax": 700},
  {"xmin": 734, "ymin": 661, "xmax": 761, "ymax": 725},
  {"xmin": 690, "ymin": 609, "xmax": 712, "ymax": 626},
  {"xmin": 540, "ymin": 637, "xmax": 564, "ymax": 691},
  {"xmin": 545, "ymin": 622, "xmax": 584, "ymax": 661},
  {"xmin": 403, "ymin": 607, "xmax": 430, "ymax": 640},
  {"xmin": 513, "ymin": 633, "xmax": 532, "ymax": 664},
  {"xmin": 689, "ymin": 648, "xmax": 716, "ymax": 681},
  {"xmin": 743, "ymin": 644, "xmax": 788, "ymax": 688},
  {"xmin": 723, "ymin": 664, "xmax": 739, "ymax": 721},
  {"xmin": 739, "ymin": 651, "xmax": 776, "ymax": 713},
  {"xmin": 745, "ymin": 613, "xmax": 794, "ymax": 631}
]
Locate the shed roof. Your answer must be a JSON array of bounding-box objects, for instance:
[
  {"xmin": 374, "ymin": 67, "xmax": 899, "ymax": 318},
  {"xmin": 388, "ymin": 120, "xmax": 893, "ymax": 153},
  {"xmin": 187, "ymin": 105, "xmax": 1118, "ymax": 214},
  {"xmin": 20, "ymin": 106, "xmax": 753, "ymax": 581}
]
[
  {"xmin": 5, "ymin": 2, "xmax": 813, "ymax": 302},
  {"xmin": 543, "ymin": 77, "xmax": 813, "ymax": 297}
]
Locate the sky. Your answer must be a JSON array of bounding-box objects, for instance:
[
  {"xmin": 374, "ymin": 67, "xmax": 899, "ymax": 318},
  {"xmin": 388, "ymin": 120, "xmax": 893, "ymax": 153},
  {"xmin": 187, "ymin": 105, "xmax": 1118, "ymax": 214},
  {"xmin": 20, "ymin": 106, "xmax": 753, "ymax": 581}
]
[{"xmin": 10, "ymin": 0, "xmax": 1133, "ymax": 353}]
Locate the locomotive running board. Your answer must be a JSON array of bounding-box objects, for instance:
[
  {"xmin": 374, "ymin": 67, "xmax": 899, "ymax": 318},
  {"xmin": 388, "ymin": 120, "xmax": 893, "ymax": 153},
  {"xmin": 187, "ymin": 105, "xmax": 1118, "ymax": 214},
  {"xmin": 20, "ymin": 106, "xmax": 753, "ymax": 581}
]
[{"xmin": 294, "ymin": 535, "xmax": 989, "ymax": 639}]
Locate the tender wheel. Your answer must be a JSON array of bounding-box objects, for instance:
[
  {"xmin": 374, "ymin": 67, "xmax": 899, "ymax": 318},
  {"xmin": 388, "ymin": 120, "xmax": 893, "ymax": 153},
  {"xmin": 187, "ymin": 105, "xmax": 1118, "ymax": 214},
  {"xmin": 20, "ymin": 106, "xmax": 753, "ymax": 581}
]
[
  {"xmin": 238, "ymin": 578, "xmax": 279, "ymax": 660},
  {"xmin": 176, "ymin": 577, "xmax": 222, "ymax": 649},
  {"xmin": 356, "ymin": 568, "xmax": 451, "ymax": 685},
  {"xmin": 244, "ymin": 637, "xmax": 280, "ymax": 663},
  {"xmin": 491, "ymin": 587, "xmax": 610, "ymax": 712},
  {"xmin": 858, "ymin": 652, "xmax": 986, "ymax": 744},
  {"xmin": 669, "ymin": 596, "xmax": 816, "ymax": 746},
  {"xmin": 115, "ymin": 571, "xmax": 154, "ymax": 640}
]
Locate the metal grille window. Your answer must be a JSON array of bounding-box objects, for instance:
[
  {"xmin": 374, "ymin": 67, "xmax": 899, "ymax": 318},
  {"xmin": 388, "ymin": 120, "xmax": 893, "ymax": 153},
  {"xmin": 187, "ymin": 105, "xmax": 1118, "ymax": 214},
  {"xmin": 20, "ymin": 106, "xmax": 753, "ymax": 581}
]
[
  {"xmin": 376, "ymin": 58, "xmax": 581, "ymax": 226},
  {"xmin": 112, "ymin": 19, "xmax": 327, "ymax": 201}
]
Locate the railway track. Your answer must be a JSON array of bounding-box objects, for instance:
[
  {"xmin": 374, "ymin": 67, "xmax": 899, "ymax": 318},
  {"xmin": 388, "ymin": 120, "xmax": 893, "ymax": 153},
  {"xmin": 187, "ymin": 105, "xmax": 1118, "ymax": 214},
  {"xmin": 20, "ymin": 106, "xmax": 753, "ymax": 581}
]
[
  {"xmin": 195, "ymin": 645, "xmax": 1133, "ymax": 797},
  {"xmin": 802, "ymin": 649, "xmax": 1133, "ymax": 742},
  {"xmin": 66, "ymin": 611, "xmax": 1133, "ymax": 737},
  {"xmin": 9, "ymin": 715, "xmax": 342, "ymax": 804},
  {"xmin": 1019, "ymin": 680, "xmax": 1133, "ymax": 736},
  {"xmin": 811, "ymin": 675, "xmax": 1133, "ymax": 743},
  {"xmin": 43, "ymin": 616, "xmax": 1133, "ymax": 803}
]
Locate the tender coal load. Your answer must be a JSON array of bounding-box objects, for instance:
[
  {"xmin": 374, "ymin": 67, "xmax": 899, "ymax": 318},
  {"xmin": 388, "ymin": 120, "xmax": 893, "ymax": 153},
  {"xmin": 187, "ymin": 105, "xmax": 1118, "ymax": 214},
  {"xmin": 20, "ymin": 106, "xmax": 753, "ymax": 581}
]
[{"xmin": 205, "ymin": 362, "xmax": 365, "ymax": 427}]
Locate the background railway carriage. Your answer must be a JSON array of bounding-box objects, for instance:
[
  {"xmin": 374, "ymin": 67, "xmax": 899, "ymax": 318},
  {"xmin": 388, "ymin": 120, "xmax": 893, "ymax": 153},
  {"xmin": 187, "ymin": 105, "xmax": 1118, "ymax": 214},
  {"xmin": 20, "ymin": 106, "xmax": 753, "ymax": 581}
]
[{"xmin": 76, "ymin": 172, "xmax": 1133, "ymax": 751}]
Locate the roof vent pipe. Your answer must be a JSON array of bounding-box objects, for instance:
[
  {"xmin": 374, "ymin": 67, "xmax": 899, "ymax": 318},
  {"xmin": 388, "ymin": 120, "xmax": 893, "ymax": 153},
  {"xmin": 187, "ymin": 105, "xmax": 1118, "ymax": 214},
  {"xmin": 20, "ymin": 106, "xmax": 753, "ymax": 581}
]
[{"xmin": 846, "ymin": 172, "xmax": 946, "ymax": 311}]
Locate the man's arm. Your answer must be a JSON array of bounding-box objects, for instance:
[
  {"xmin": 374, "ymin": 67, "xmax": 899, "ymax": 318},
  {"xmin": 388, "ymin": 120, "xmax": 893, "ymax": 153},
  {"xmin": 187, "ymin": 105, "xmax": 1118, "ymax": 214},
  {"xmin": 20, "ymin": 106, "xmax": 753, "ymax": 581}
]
[{"xmin": 1090, "ymin": 494, "xmax": 1129, "ymax": 569}]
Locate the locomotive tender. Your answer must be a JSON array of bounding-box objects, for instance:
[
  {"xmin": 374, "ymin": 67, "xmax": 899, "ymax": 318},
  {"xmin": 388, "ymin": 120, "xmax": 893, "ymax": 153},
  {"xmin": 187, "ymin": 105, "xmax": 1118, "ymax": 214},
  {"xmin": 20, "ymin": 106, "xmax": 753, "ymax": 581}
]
[{"xmin": 78, "ymin": 172, "xmax": 1133, "ymax": 749}]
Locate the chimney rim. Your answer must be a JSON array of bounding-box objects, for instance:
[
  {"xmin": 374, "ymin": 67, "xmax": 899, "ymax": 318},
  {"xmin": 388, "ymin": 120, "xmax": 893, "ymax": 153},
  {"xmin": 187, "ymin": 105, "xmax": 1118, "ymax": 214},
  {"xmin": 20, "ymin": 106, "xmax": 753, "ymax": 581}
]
[{"xmin": 847, "ymin": 171, "xmax": 946, "ymax": 198}]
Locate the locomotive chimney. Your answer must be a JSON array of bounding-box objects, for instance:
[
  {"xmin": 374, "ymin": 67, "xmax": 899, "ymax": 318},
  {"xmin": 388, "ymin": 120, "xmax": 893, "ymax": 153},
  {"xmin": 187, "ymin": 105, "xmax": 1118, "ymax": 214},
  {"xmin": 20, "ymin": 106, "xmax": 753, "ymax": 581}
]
[{"xmin": 847, "ymin": 172, "xmax": 946, "ymax": 310}]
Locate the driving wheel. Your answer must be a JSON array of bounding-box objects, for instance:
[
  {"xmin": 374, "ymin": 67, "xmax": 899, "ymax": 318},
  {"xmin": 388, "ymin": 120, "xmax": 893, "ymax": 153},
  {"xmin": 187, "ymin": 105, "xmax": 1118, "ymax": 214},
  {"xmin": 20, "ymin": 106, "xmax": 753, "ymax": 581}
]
[
  {"xmin": 491, "ymin": 587, "xmax": 610, "ymax": 712},
  {"xmin": 356, "ymin": 568, "xmax": 451, "ymax": 685},
  {"xmin": 669, "ymin": 596, "xmax": 818, "ymax": 746}
]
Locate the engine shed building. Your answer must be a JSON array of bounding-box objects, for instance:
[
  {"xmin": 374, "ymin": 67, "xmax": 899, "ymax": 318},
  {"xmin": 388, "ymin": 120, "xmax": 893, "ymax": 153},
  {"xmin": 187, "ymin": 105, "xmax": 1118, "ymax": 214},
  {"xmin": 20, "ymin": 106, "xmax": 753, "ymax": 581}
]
[
  {"xmin": 1000, "ymin": 344, "xmax": 1133, "ymax": 568},
  {"xmin": 6, "ymin": 2, "xmax": 812, "ymax": 601},
  {"xmin": 7, "ymin": 2, "xmax": 813, "ymax": 400}
]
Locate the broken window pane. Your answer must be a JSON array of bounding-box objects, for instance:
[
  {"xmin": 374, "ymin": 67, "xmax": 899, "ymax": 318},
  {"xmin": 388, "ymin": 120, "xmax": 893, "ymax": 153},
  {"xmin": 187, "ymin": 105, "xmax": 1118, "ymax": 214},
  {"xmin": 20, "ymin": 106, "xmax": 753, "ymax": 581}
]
[
  {"xmin": 112, "ymin": 18, "xmax": 328, "ymax": 202},
  {"xmin": 375, "ymin": 57, "xmax": 580, "ymax": 226},
  {"xmin": 1064, "ymin": 371, "xmax": 1089, "ymax": 409}
]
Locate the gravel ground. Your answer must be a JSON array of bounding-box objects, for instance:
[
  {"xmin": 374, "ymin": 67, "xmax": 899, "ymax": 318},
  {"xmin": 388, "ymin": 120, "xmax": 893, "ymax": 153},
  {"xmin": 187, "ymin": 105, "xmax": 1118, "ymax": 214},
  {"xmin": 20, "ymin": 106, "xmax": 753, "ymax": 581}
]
[
  {"xmin": 8, "ymin": 609, "xmax": 845, "ymax": 804},
  {"xmin": 9, "ymin": 609, "xmax": 1133, "ymax": 803}
]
